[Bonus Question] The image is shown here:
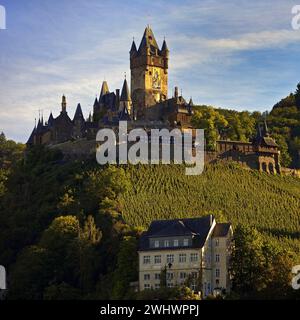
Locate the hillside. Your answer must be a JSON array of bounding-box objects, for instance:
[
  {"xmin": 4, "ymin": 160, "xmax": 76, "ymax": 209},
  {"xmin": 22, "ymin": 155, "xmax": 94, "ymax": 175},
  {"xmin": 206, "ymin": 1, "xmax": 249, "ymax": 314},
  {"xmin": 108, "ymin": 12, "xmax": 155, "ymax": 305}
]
[{"xmin": 121, "ymin": 163, "xmax": 300, "ymax": 255}]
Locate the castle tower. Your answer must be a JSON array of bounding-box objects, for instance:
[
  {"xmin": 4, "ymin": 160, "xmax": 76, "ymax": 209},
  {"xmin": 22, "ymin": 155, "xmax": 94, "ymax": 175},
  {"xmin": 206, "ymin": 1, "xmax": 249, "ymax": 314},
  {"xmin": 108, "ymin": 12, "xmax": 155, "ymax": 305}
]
[{"xmin": 130, "ymin": 26, "xmax": 169, "ymax": 118}]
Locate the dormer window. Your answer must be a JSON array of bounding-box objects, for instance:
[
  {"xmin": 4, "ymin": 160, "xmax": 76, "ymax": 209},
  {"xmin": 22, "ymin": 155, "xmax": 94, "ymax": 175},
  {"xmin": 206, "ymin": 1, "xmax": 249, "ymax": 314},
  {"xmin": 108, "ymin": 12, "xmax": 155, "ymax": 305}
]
[
  {"xmin": 183, "ymin": 239, "xmax": 189, "ymax": 247},
  {"xmin": 164, "ymin": 240, "xmax": 170, "ymax": 247},
  {"xmin": 154, "ymin": 240, "xmax": 159, "ymax": 248},
  {"xmin": 174, "ymin": 239, "xmax": 179, "ymax": 247}
]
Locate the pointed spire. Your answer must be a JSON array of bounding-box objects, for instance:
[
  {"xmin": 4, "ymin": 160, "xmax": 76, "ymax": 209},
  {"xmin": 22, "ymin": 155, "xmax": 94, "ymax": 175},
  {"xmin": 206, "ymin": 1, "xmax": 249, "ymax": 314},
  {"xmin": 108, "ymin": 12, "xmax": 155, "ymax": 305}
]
[
  {"xmin": 161, "ymin": 38, "xmax": 169, "ymax": 52},
  {"xmin": 189, "ymin": 97, "xmax": 194, "ymax": 106},
  {"xmin": 73, "ymin": 103, "xmax": 84, "ymax": 121},
  {"xmin": 138, "ymin": 25, "xmax": 159, "ymax": 53},
  {"xmin": 48, "ymin": 112, "xmax": 54, "ymax": 126},
  {"xmin": 93, "ymin": 97, "xmax": 99, "ymax": 107},
  {"xmin": 100, "ymin": 81, "xmax": 109, "ymax": 99},
  {"xmin": 130, "ymin": 38, "xmax": 137, "ymax": 53},
  {"xmin": 120, "ymin": 77, "xmax": 131, "ymax": 102}
]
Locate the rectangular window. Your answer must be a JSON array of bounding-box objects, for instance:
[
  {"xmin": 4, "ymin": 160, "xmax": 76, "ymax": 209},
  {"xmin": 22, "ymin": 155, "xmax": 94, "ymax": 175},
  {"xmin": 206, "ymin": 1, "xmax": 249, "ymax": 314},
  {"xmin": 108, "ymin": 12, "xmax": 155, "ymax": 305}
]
[
  {"xmin": 154, "ymin": 255, "xmax": 161, "ymax": 264},
  {"xmin": 166, "ymin": 272, "xmax": 174, "ymax": 280},
  {"xmin": 164, "ymin": 240, "xmax": 170, "ymax": 248},
  {"xmin": 155, "ymin": 273, "xmax": 161, "ymax": 280},
  {"xmin": 191, "ymin": 283, "xmax": 197, "ymax": 291},
  {"xmin": 144, "ymin": 274, "xmax": 150, "ymax": 281},
  {"xmin": 179, "ymin": 253, "xmax": 187, "ymax": 263},
  {"xmin": 191, "ymin": 253, "xmax": 198, "ymax": 262},
  {"xmin": 166, "ymin": 254, "xmax": 174, "ymax": 264},
  {"xmin": 144, "ymin": 284, "xmax": 150, "ymax": 290},
  {"xmin": 215, "ymin": 239, "xmax": 219, "ymax": 247},
  {"xmin": 174, "ymin": 239, "xmax": 179, "ymax": 247},
  {"xmin": 155, "ymin": 283, "xmax": 160, "ymax": 289},
  {"xmin": 216, "ymin": 254, "xmax": 220, "ymax": 263},
  {"xmin": 180, "ymin": 272, "xmax": 186, "ymax": 279},
  {"xmin": 183, "ymin": 239, "xmax": 189, "ymax": 246},
  {"xmin": 191, "ymin": 272, "xmax": 198, "ymax": 279},
  {"xmin": 167, "ymin": 283, "xmax": 174, "ymax": 288},
  {"xmin": 143, "ymin": 256, "xmax": 150, "ymax": 264},
  {"xmin": 216, "ymin": 269, "xmax": 220, "ymax": 278},
  {"xmin": 154, "ymin": 240, "xmax": 159, "ymax": 248}
]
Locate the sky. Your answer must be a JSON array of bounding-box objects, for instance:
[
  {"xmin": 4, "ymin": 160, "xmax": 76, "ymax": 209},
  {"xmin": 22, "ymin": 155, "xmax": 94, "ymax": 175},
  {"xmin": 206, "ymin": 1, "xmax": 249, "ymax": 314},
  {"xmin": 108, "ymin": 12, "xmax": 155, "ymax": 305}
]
[{"xmin": 0, "ymin": 0, "xmax": 300, "ymax": 142}]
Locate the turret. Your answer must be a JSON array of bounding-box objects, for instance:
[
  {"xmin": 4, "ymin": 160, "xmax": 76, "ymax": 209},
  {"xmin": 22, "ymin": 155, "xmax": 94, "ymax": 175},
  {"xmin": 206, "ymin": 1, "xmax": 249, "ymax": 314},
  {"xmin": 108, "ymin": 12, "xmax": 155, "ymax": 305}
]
[
  {"xmin": 100, "ymin": 81, "xmax": 109, "ymax": 100},
  {"xmin": 61, "ymin": 95, "xmax": 67, "ymax": 113},
  {"xmin": 130, "ymin": 39, "xmax": 137, "ymax": 57},
  {"xmin": 119, "ymin": 77, "xmax": 132, "ymax": 115}
]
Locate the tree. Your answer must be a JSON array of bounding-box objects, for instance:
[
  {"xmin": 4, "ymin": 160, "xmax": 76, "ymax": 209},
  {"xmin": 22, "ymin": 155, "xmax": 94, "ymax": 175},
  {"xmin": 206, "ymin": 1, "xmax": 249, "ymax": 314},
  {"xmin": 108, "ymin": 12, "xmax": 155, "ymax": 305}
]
[
  {"xmin": 111, "ymin": 236, "xmax": 138, "ymax": 299},
  {"xmin": 230, "ymin": 225, "xmax": 265, "ymax": 297},
  {"xmin": 295, "ymin": 82, "xmax": 300, "ymax": 109}
]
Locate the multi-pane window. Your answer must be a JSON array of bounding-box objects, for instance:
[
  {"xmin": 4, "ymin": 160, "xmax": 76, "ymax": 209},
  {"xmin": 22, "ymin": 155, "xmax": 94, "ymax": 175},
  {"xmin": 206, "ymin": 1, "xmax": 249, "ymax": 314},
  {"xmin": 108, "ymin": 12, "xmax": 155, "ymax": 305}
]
[
  {"xmin": 166, "ymin": 272, "xmax": 174, "ymax": 280},
  {"xmin": 144, "ymin": 284, "xmax": 150, "ymax": 290},
  {"xmin": 179, "ymin": 253, "xmax": 187, "ymax": 263},
  {"xmin": 174, "ymin": 239, "xmax": 179, "ymax": 247},
  {"xmin": 191, "ymin": 253, "xmax": 198, "ymax": 262},
  {"xmin": 144, "ymin": 274, "xmax": 150, "ymax": 281},
  {"xmin": 143, "ymin": 255, "xmax": 150, "ymax": 264},
  {"xmin": 180, "ymin": 272, "xmax": 186, "ymax": 279},
  {"xmin": 191, "ymin": 272, "xmax": 198, "ymax": 279},
  {"xmin": 191, "ymin": 283, "xmax": 197, "ymax": 291},
  {"xmin": 167, "ymin": 254, "xmax": 174, "ymax": 264},
  {"xmin": 155, "ymin": 283, "xmax": 160, "ymax": 289},
  {"xmin": 216, "ymin": 254, "xmax": 220, "ymax": 263},
  {"xmin": 154, "ymin": 240, "xmax": 159, "ymax": 248},
  {"xmin": 155, "ymin": 273, "xmax": 161, "ymax": 280},
  {"xmin": 167, "ymin": 283, "xmax": 174, "ymax": 288},
  {"xmin": 216, "ymin": 268, "xmax": 220, "ymax": 278},
  {"xmin": 164, "ymin": 240, "xmax": 170, "ymax": 248},
  {"xmin": 154, "ymin": 255, "xmax": 161, "ymax": 264},
  {"xmin": 183, "ymin": 239, "xmax": 189, "ymax": 246}
]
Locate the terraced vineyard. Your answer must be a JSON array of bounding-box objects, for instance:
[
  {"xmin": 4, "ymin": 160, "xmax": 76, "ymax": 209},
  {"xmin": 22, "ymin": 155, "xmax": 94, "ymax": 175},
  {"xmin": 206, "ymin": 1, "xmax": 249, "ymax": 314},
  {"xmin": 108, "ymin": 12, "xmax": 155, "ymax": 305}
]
[{"xmin": 120, "ymin": 163, "xmax": 300, "ymax": 254}]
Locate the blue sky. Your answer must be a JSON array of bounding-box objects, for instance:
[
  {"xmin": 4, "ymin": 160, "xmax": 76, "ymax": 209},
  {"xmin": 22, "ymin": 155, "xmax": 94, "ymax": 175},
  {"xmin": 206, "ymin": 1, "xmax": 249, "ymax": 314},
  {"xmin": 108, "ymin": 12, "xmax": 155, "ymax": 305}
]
[{"xmin": 0, "ymin": 0, "xmax": 300, "ymax": 142}]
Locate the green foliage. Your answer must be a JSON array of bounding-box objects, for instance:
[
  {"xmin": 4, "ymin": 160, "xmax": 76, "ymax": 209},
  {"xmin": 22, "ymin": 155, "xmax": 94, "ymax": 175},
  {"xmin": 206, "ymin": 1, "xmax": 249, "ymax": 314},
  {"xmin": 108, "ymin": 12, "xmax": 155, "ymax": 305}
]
[
  {"xmin": 230, "ymin": 225, "xmax": 295, "ymax": 299},
  {"xmin": 111, "ymin": 236, "xmax": 138, "ymax": 299}
]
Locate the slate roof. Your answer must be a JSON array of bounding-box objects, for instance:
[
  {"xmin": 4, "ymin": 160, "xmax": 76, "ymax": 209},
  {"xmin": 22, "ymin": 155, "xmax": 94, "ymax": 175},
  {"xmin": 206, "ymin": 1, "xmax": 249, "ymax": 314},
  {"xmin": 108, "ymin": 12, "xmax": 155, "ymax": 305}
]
[
  {"xmin": 138, "ymin": 26, "xmax": 159, "ymax": 53},
  {"xmin": 120, "ymin": 79, "xmax": 131, "ymax": 101},
  {"xmin": 139, "ymin": 215, "xmax": 214, "ymax": 251},
  {"xmin": 212, "ymin": 223, "xmax": 231, "ymax": 237},
  {"xmin": 73, "ymin": 103, "xmax": 85, "ymax": 122}
]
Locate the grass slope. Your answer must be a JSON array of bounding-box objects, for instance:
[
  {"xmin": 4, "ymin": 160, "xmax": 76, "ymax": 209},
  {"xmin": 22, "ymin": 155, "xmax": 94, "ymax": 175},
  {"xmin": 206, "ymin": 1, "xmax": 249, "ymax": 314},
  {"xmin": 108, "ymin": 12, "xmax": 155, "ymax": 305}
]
[{"xmin": 120, "ymin": 163, "xmax": 300, "ymax": 254}]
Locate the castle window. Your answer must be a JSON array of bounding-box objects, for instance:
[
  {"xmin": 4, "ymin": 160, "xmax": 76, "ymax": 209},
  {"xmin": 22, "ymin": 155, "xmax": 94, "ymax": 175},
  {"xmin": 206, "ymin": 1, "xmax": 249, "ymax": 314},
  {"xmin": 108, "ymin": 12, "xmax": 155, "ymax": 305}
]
[
  {"xmin": 144, "ymin": 284, "xmax": 151, "ymax": 290},
  {"xmin": 166, "ymin": 272, "xmax": 174, "ymax": 280},
  {"xmin": 154, "ymin": 240, "xmax": 159, "ymax": 248},
  {"xmin": 164, "ymin": 240, "xmax": 170, "ymax": 247},
  {"xmin": 155, "ymin": 283, "xmax": 160, "ymax": 290},
  {"xmin": 173, "ymin": 239, "xmax": 179, "ymax": 247},
  {"xmin": 215, "ymin": 239, "xmax": 219, "ymax": 247},
  {"xmin": 216, "ymin": 254, "xmax": 220, "ymax": 263},
  {"xmin": 216, "ymin": 269, "xmax": 220, "ymax": 278},
  {"xmin": 180, "ymin": 272, "xmax": 187, "ymax": 279}
]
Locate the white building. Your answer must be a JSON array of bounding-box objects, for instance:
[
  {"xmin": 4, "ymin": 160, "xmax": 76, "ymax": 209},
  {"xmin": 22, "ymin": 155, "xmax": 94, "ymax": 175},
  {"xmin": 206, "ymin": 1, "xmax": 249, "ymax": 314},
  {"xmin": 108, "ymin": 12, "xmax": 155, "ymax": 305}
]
[{"xmin": 138, "ymin": 215, "xmax": 233, "ymax": 298}]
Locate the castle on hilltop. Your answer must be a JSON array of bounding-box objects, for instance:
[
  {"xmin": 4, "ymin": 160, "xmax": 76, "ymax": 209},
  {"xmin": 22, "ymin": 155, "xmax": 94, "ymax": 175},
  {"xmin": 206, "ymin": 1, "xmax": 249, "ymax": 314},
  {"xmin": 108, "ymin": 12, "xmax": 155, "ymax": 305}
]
[{"xmin": 27, "ymin": 26, "xmax": 280, "ymax": 174}]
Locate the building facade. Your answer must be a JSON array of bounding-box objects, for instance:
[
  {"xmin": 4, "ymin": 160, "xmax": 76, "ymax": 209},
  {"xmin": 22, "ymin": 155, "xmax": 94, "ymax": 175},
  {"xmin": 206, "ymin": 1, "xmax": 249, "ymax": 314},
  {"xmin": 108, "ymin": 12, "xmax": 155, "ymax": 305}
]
[{"xmin": 138, "ymin": 215, "xmax": 233, "ymax": 298}]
